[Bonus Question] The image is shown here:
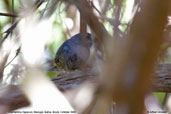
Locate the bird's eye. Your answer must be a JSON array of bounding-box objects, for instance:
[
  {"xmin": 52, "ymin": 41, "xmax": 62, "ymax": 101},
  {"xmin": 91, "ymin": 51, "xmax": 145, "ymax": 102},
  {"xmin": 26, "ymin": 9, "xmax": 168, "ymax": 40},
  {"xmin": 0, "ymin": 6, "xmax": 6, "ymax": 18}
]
[{"xmin": 86, "ymin": 33, "xmax": 91, "ymax": 38}]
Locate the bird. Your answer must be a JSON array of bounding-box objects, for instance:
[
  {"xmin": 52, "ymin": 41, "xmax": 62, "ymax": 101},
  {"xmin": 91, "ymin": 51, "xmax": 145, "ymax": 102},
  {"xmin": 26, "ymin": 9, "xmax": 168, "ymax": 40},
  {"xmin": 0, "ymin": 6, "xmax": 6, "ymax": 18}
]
[{"xmin": 54, "ymin": 33, "xmax": 93, "ymax": 70}]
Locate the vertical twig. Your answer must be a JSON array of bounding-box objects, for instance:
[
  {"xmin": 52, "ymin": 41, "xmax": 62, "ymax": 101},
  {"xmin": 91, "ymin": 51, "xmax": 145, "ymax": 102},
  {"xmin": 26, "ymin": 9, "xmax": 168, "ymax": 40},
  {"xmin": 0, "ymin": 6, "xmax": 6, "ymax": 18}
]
[
  {"xmin": 113, "ymin": 0, "xmax": 123, "ymax": 39},
  {"xmin": 40, "ymin": 0, "xmax": 50, "ymax": 19},
  {"xmin": 10, "ymin": 0, "xmax": 15, "ymax": 36}
]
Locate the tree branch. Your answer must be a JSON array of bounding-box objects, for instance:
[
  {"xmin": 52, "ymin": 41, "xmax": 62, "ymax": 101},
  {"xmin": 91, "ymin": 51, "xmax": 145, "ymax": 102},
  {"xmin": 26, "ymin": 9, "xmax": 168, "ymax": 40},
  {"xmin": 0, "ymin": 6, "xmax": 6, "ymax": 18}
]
[
  {"xmin": 1, "ymin": 64, "xmax": 171, "ymax": 111},
  {"xmin": 152, "ymin": 64, "xmax": 171, "ymax": 92}
]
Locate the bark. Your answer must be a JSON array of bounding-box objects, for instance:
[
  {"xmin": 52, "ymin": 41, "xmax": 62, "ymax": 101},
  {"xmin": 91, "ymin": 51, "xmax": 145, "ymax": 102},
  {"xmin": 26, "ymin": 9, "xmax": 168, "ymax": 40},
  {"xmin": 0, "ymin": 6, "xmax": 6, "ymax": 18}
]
[{"xmin": 1, "ymin": 64, "xmax": 171, "ymax": 111}]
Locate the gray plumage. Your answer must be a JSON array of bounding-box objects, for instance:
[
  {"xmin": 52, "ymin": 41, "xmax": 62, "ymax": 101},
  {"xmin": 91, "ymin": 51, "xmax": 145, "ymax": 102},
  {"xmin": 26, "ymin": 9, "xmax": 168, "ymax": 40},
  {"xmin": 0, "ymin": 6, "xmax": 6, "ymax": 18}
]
[{"xmin": 55, "ymin": 33, "xmax": 92, "ymax": 70}]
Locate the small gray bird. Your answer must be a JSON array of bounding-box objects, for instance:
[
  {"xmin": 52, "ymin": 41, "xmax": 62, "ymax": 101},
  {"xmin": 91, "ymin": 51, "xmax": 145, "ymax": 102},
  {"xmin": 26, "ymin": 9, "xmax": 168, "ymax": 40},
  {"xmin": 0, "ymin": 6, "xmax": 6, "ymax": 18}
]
[{"xmin": 55, "ymin": 33, "xmax": 93, "ymax": 70}]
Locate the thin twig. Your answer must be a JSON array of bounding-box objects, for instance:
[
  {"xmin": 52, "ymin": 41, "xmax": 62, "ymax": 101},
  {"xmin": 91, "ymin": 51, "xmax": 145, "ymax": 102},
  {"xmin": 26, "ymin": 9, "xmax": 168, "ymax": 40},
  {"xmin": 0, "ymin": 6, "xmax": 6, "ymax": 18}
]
[
  {"xmin": 0, "ymin": 0, "xmax": 45, "ymax": 47},
  {"xmin": 0, "ymin": 32, "xmax": 10, "ymax": 47},
  {"xmin": 11, "ymin": 0, "xmax": 15, "ymax": 23},
  {"xmin": 5, "ymin": 47, "xmax": 21, "ymax": 68},
  {"xmin": 3, "ymin": 20, "xmax": 19, "ymax": 33},
  {"xmin": 90, "ymin": 1, "xmax": 123, "ymax": 37},
  {"xmin": 40, "ymin": 0, "xmax": 51, "ymax": 19},
  {"xmin": 0, "ymin": 20, "xmax": 19, "ymax": 47},
  {"xmin": 0, "ymin": 12, "xmax": 17, "ymax": 17},
  {"xmin": 90, "ymin": 1, "xmax": 102, "ymax": 16},
  {"xmin": 0, "ymin": 54, "xmax": 10, "ymax": 84},
  {"xmin": 10, "ymin": 0, "xmax": 15, "ymax": 36},
  {"xmin": 162, "ymin": 93, "xmax": 169, "ymax": 107}
]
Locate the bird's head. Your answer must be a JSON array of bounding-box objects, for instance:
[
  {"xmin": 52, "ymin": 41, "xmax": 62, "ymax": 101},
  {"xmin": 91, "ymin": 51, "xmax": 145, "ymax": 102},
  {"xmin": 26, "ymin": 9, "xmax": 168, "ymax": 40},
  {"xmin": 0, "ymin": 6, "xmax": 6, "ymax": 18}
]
[{"xmin": 78, "ymin": 32, "xmax": 93, "ymax": 48}]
